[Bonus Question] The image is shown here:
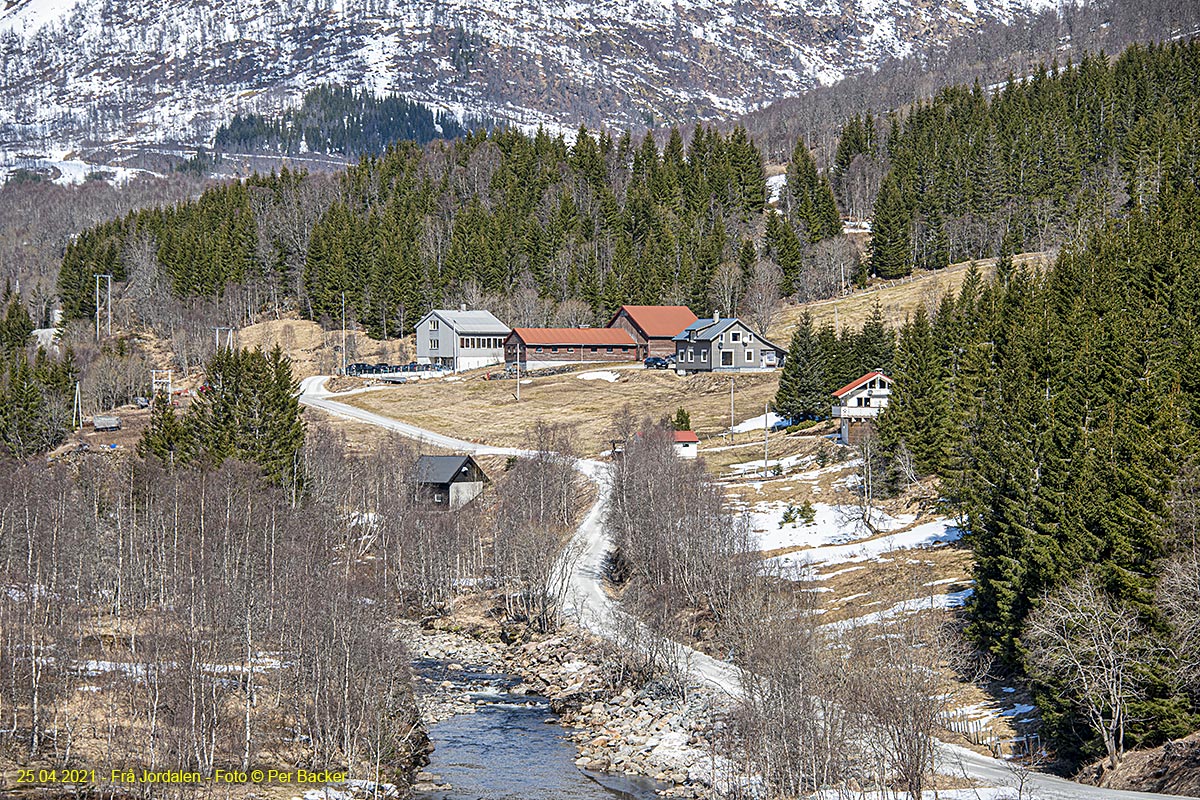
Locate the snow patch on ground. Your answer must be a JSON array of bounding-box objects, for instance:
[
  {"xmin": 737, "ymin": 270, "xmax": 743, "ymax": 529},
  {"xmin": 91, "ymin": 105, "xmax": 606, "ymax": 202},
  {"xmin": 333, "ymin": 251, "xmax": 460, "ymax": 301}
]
[
  {"xmin": 0, "ymin": 149, "xmax": 150, "ymax": 186},
  {"xmin": 769, "ymin": 518, "xmax": 965, "ymax": 578},
  {"xmin": 731, "ymin": 411, "xmax": 788, "ymax": 433},
  {"xmin": 823, "ymin": 589, "xmax": 973, "ymax": 631},
  {"xmin": 766, "ymin": 173, "xmax": 787, "ymax": 204},
  {"xmin": 745, "ymin": 501, "xmax": 917, "ymax": 552},
  {"xmin": 578, "ymin": 370, "xmax": 620, "ymax": 382}
]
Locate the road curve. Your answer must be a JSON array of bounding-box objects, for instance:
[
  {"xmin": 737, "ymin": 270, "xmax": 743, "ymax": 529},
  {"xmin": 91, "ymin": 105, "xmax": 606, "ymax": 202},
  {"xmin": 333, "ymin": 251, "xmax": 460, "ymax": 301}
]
[{"xmin": 298, "ymin": 376, "xmax": 1189, "ymax": 800}]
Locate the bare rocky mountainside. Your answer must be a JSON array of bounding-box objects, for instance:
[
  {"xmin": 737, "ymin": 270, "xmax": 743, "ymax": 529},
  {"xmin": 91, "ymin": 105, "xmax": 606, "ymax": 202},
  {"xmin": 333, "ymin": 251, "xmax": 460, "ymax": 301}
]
[{"xmin": 1, "ymin": 0, "xmax": 1056, "ymax": 148}]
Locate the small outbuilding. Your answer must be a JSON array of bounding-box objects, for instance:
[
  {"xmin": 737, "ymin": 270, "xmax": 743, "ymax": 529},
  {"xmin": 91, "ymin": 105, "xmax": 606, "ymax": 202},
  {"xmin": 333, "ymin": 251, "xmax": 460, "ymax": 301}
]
[
  {"xmin": 673, "ymin": 430, "xmax": 699, "ymax": 459},
  {"xmin": 415, "ymin": 454, "xmax": 489, "ymax": 510}
]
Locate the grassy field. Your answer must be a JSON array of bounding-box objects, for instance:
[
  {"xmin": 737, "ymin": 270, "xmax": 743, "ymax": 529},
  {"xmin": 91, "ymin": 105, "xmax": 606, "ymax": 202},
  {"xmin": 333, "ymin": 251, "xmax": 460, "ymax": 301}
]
[
  {"xmin": 766, "ymin": 251, "xmax": 1048, "ymax": 342},
  {"xmin": 339, "ymin": 366, "xmax": 781, "ymax": 455},
  {"xmin": 324, "ymin": 256, "xmax": 1052, "ymax": 455}
]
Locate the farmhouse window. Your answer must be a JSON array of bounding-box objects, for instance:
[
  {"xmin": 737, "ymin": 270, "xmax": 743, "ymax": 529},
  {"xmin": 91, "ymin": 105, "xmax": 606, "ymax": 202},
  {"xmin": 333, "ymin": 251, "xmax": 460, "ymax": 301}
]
[
  {"xmin": 430, "ymin": 319, "xmax": 439, "ymax": 330},
  {"xmin": 730, "ymin": 331, "xmax": 740, "ymax": 342},
  {"xmin": 431, "ymin": 339, "xmax": 439, "ymax": 350},
  {"xmin": 745, "ymin": 350, "xmax": 753, "ymax": 362},
  {"xmin": 721, "ymin": 351, "xmax": 733, "ymax": 366}
]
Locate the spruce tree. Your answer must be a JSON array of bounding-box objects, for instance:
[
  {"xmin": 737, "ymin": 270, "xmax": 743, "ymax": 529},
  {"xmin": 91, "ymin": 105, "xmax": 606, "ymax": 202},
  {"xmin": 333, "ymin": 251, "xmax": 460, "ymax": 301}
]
[
  {"xmin": 879, "ymin": 307, "xmax": 950, "ymax": 474},
  {"xmin": 137, "ymin": 392, "xmax": 193, "ymax": 467},
  {"xmin": 870, "ymin": 175, "xmax": 912, "ymax": 279},
  {"xmin": 773, "ymin": 313, "xmax": 828, "ymax": 421}
]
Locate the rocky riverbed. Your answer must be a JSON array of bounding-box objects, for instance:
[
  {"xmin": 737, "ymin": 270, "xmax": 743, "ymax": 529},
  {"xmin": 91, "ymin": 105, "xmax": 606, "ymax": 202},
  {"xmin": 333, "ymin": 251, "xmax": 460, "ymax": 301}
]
[{"xmin": 403, "ymin": 618, "xmax": 735, "ymax": 798}]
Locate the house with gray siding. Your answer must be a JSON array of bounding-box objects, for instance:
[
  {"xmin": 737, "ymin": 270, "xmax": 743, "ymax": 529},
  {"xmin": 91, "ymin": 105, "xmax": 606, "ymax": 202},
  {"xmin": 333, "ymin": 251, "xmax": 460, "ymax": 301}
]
[
  {"xmin": 415, "ymin": 308, "xmax": 510, "ymax": 372},
  {"xmin": 672, "ymin": 313, "xmax": 786, "ymax": 373},
  {"xmin": 415, "ymin": 455, "xmax": 489, "ymax": 510}
]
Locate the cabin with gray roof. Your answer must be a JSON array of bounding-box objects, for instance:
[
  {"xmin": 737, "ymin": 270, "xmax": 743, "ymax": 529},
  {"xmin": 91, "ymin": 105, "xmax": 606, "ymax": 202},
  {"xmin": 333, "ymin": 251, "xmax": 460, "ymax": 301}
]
[
  {"xmin": 672, "ymin": 312, "xmax": 786, "ymax": 373},
  {"xmin": 415, "ymin": 308, "xmax": 511, "ymax": 372},
  {"xmin": 415, "ymin": 454, "xmax": 489, "ymax": 510}
]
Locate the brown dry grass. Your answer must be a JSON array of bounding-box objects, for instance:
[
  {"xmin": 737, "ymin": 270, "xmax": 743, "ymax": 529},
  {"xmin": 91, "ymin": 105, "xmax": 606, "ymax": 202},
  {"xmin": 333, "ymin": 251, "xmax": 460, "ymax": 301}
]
[
  {"xmin": 766, "ymin": 251, "xmax": 1050, "ymax": 341},
  {"xmin": 239, "ymin": 316, "xmax": 414, "ymax": 379},
  {"xmin": 338, "ymin": 366, "xmax": 782, "ymax": 456}
]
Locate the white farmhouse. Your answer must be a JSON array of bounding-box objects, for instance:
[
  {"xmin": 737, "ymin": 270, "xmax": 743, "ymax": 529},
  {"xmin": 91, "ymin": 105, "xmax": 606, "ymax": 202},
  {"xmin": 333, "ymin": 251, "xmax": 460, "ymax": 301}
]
[
  {"xmin": 831, "ymin": 371, "xmax": 893, "ymax": 445},
  {"xmin": 415, "ymin": 307, "xmax": 510, "ymax": 372}
]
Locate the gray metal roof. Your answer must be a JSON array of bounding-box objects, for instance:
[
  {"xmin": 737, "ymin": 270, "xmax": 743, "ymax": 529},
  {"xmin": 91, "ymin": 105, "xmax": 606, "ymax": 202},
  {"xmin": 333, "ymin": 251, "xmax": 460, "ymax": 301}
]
[
  {"xmin": 425, "ymin": 309, "xmax": 511, "ymax": 334},
  {"xmin": 415, "ymin": 455, "xmax": 477, "ymax": 485},
  {"xmin": 673, "ymin": 316, "xmax": 738, "ymax": 342},
  {"xmin": 672, "ymin": 316, "xmax": 786, "ymax": 353}
]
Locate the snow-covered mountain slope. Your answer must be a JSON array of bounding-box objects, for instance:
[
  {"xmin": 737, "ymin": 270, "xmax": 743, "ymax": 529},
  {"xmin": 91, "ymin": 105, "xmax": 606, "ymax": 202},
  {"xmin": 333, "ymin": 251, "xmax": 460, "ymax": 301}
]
[{"xmin": 0, "ymin": 0, "xmax": 1058, "ymax": 148}]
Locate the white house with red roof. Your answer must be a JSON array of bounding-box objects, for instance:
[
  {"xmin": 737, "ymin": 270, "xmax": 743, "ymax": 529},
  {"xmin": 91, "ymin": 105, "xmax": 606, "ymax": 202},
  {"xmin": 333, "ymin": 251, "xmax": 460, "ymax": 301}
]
[
  {"xmin": 832, "ymin": 370, "xmax": 893, "ymax": 445},
  {"xmin": 673, "ymin": 429, "xmax": 699, "ymax": 459}
]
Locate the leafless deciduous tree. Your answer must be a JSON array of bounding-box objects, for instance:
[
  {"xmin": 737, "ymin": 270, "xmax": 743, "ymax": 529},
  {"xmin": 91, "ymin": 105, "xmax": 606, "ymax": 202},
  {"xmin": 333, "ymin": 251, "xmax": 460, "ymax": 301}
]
[
  {"xmin": 709, "ymin": 260, "xmax": 742, "ymax": 322},
  {"xmin": 795, "ymin": 235, "xmax": 860, "ymax": 303},
  {"xmin": 0, "ymin": 441, "xmax": 425, "ymax": 785},
  {"xmin": 493, "ymin": 422, "xmax": 583, "ymax": 631},
  {"xmin": 1159, "ymin": 555, "xmax": 1200, "ymax": 699},
  {"xmin": 1024, "ymin": 572, "xmax": 1153, "ymax": 770},
  {"xmin": 740, "ymin": 259, "xmax": 782, "ymax": 336},
  {"xmin": 608, "ymin": 417, "xmax": 755, "ymax": 637}
]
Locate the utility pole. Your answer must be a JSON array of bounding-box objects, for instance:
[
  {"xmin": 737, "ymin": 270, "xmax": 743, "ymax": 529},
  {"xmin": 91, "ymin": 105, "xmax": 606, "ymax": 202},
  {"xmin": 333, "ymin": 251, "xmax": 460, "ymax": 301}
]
[
  {"xmin": 212, "ymin": 326, "xmax": 236, "ymax": 351},
  {"xmin": 72, "ymin": 382, "xmax": 82, "ymax": 429},
  {"xmin": 763, "ymin": 401, "xmax": 769, "ymax": 479},
  {"xmin": 729, "ymin": 376, "xmax": 735, "ymax": 442},
  {"xmin": 93, "ymin": 273, "xmax": 112, "ymax": 340},
  {"xmin": 341, "ymin": 292, "xmax": 347, "ymax": 376},
  {"xmin": 515, "ymin": 355, "xmax": 521, "ymax": 402},
  {"xmin": 151, "ymin": 369, "xmax": 173, "ymax": 399}
]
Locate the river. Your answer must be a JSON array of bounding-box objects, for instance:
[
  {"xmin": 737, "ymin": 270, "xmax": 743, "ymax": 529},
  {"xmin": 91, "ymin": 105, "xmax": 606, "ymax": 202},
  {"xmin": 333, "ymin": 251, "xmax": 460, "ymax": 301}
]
[{"xmin": 412, "ymin": 658, "xmax": 665, "ymax": 800}]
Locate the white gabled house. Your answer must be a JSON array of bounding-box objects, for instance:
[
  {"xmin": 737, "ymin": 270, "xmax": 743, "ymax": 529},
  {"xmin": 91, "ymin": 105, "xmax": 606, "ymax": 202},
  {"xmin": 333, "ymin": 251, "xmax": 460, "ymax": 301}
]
[
  {"xmin": 831, "ymin": 371, "xmax": 893, "ymax": 445},
  {"xmin": 415, "ymin": 307, "xmax": 510, "ymax": 372}
]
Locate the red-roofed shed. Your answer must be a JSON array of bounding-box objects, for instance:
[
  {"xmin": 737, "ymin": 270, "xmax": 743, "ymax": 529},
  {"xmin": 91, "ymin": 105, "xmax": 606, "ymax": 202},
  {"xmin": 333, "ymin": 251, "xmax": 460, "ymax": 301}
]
[{"xmin": 673, "ymin": 429, "xmax": 699, "ymax": 459}]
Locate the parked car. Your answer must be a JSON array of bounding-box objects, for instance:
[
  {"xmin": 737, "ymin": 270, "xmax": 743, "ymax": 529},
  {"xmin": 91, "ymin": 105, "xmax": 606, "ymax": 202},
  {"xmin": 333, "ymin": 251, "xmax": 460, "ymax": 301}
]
[{"xmin": 644, "ymin": 356, "xmax": 670, "ymax": 369}]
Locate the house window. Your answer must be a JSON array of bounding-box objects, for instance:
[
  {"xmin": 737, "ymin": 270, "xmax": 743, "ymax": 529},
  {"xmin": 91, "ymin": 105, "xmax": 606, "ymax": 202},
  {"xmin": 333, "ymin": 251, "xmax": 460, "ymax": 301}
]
[
  {"xmin": 731, "ymin": 331, "xmax": 740, "ymax": 342},
  {"xmin": 621, "ymin": 347, "xmax": 629, "ymax": 352},
  {"xmin": 745, "ymin": 350, "xmax": 753, "ymax": 362},
  {"xmin": 721, "ymin": 351, "xmax": 733, "ymax": 366},
  {"xmin": 459, "ymin": 337, "xmax": 467, "ymax": 348},
  {"xmin": 434, "ymin": 493, "xmax": 445, "ymax": 503},
  {"xmin": 590, "ymin": 347, "xmax": 598, "ymax": 353},
  {"xmin": 536, "ymin": 347, "xmax": 544, "ymax": 353},
  {"xmin": 551, "ymin": 346, "xmax": 559, "ymax": 353},
  {"xmin": 430, "ymin": 319, "xmax": 439, "ymax": 330},
  {"xmin": 606, "ymin": 347, "xmax": 614, "ymax": 353},
  {"xmin": 431, "ymin": 339, "xmax": 439, "ymax": 350}
]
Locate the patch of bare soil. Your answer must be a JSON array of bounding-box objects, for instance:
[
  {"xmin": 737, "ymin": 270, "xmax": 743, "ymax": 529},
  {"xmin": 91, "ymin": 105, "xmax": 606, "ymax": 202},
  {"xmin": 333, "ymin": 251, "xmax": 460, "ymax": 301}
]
[{"xmin": 1076, "ymin": 732, "xmax": 1200, "ymax": 796}]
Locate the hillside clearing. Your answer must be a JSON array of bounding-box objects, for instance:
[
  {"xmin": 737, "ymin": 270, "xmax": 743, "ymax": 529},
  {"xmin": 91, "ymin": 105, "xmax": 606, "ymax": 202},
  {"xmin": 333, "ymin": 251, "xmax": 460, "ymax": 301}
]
[
  {"xmin": 338, "ymin": 366, "xmax": 781, "ymax": 455},
  {"xmin": 766, "ymin": 252, "xmax": 1048, "ymax": 340}
]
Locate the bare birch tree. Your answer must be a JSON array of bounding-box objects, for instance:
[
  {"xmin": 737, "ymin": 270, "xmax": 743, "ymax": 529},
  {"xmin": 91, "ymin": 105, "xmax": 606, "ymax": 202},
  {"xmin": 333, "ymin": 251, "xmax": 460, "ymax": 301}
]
[{"xmin": 1024, "ymin": 572, "xmax": 1153, "ymax": 770}]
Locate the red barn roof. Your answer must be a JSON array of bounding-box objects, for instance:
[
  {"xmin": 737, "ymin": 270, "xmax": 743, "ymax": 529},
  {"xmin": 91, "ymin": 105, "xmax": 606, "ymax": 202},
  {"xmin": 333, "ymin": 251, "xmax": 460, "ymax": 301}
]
[
  {"xmin": 508, "ymin": 328, "xmax": 636, "ymax": 347},
  {"xmin": 673, "ymin": 430, "xmax": 700, "ymax": 443},
  {"xmin": 609, "ymin": 305, "xmax": 698, "ymax": 339},
  {"xmin": 832, "ymin": 371, "xmax": 893, "ymax": 398}
]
